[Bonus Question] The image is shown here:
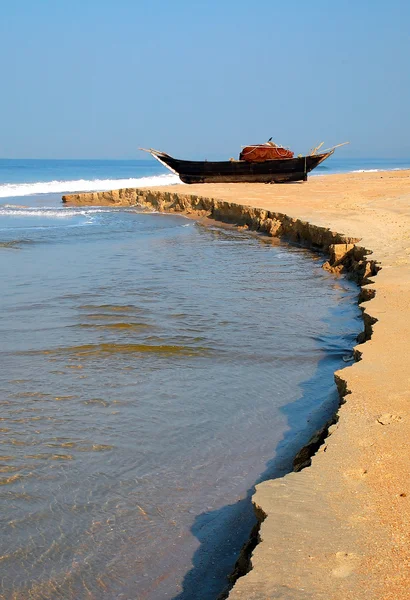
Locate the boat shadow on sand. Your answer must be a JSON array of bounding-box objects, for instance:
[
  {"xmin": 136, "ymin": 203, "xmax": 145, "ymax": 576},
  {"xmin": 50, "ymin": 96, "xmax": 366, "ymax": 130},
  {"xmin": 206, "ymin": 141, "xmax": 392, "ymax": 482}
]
[{"xmin": 171, "ymin": 318, "xmax": 359, "ymax": 600}]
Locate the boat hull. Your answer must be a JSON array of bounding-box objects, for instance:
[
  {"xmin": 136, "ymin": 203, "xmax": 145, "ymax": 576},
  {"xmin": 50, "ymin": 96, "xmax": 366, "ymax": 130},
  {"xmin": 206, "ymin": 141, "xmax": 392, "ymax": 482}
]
[{"xmin": 155, "ymin": 152, "xmax": 332, "ymax": 184}]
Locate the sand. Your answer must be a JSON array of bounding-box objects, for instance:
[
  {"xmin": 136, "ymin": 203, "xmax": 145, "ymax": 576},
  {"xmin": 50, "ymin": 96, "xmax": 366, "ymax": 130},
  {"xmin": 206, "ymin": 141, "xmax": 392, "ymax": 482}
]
[{"xmin": 64, "ymin": 170, "xmax": 410, "ymax": 599}]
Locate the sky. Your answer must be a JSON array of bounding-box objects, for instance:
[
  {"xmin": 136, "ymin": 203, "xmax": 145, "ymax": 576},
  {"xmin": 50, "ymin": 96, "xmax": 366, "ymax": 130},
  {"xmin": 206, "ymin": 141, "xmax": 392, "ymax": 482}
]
[{"xmin": 1, "ymin": 0, "xmax": 409, "ymax": 159}]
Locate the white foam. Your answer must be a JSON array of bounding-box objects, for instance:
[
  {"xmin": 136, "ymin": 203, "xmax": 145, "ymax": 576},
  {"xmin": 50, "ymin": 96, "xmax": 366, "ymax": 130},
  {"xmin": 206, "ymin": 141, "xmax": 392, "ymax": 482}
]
[
  {"xmin": 351, "ymin": 167, "xmax": 407, "ymax": 173},
  {"xmin": 0, "ymin": 174, "xmax": 181, "ymax": 198},
  {"xmin": 312, "ymin": 166, "xmax": 409, "ymax": 177},
  {"xmin": 350, "ymin": 169, "xmax": 380, "ymax": 173},
  {"xmin": 0, "ymin": 206, "xmax": 118, "ymax": 218},
  {"xmin": 0, "ymin": 207, "xmax": 74, "ymax": 218}
]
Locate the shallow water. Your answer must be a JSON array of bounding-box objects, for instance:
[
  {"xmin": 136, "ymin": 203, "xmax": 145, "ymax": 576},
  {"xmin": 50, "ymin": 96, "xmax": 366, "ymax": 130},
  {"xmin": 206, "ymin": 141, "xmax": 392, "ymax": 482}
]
[{"xmin": 0, "ymin": 194, "xmax": 362, "ymax": 599}]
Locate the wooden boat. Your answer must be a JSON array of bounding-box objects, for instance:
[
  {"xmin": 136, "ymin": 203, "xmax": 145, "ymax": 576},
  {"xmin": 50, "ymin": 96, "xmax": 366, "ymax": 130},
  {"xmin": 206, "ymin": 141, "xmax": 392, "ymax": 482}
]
[{"xmin": 140, "ymin": 142, "xmax": 348, "ymax": 184}]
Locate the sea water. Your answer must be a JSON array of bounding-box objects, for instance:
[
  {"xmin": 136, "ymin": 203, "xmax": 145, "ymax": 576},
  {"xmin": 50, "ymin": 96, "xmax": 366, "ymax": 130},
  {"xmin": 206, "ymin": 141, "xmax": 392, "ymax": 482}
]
[{"xmin": 0, "ymin": 159, "xmax": 367, "ymax": 599}]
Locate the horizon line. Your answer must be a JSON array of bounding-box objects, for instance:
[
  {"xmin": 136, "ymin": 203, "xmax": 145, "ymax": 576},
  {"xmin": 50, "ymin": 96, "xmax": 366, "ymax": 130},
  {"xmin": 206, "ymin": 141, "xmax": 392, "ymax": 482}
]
[{"xmin": 1, "ymin": 156, "xmax": 409, "ymax": 161}]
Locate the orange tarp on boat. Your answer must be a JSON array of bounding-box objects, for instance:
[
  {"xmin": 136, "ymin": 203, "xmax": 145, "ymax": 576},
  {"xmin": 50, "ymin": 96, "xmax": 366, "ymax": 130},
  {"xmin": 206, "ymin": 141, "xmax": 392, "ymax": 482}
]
[{"xmin": 240, "ymin": 144, "xmax": 294, "ymax": 162}]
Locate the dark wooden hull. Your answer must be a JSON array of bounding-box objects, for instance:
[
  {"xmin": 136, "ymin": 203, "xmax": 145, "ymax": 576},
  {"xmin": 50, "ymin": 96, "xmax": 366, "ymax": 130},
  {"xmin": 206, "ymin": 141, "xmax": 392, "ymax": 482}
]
[{"xmin": 155, "ymin": 152, "xmax": 332, "ymax": 184}]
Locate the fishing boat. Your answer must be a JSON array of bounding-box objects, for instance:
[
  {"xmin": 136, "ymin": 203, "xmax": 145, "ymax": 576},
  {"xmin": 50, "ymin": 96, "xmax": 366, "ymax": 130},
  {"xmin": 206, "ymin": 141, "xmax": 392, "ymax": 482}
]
[{"xmin": 140, "ymin": 141, "xmax": 348, "ymax": 184}]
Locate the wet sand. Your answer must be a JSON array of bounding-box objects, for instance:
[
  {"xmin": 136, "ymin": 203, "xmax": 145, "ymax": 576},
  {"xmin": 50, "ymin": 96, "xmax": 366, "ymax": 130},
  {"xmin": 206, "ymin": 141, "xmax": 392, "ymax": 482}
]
[{"xmin": 64, "ymin": 170, "xmax": 410, "ymax": 599}]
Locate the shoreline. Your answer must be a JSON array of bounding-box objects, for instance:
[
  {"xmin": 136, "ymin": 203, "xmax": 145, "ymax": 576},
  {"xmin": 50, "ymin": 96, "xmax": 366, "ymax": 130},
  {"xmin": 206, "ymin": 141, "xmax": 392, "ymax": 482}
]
[
  {"xmin": 63, "ymin": 170, "xmax": 410, "ymax": 599},
  {"xmin": 1, "ymin": 163, "xmax": 410, "ymax": 200}
]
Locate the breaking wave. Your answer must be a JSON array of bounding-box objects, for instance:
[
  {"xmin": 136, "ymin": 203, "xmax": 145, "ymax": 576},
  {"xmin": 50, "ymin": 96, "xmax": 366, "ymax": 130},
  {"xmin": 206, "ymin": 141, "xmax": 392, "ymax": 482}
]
[
  {"xmin": 0, "ymin": 205, "xmax": 119, "ymax": 218},
  {"xmin": 0, "ymin": 174, "xmax": 181, "ymax": 198},
  {"xmin": 351, "ymin": 169, "xmax": 382, "ymax": 173},
  {"xmin": 350, "ymin": 167, "xmax": 408, "ymax": 174}
]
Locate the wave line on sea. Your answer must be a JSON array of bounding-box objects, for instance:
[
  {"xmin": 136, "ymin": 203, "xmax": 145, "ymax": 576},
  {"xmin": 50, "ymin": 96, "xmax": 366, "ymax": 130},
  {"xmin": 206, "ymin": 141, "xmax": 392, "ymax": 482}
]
[
  {"xmin": 0, "ymin": 174, "xmax": 181, "ymax": 198},
  {"xmin": 0, "ymin": 206, "xmax": 145, "ymax": 219}
]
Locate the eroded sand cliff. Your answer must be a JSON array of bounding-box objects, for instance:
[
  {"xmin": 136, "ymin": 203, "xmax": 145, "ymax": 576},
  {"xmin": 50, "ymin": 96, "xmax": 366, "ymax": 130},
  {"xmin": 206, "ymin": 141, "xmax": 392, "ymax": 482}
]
[{"xmin": 63, "ymin": 170, "xmax": 410, "ymax": 600}]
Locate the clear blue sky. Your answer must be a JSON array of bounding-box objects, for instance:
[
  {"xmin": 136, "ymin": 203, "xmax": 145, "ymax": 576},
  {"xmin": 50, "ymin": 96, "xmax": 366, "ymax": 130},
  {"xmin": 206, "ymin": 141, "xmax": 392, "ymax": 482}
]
[{"xmin": 1, "ymin": 0, "xmax": 409, "ymax": 159}]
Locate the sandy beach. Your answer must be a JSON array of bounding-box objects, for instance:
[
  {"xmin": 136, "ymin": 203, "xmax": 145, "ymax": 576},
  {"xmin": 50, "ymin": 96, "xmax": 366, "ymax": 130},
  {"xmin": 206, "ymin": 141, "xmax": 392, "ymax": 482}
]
[{"xmin": 64, "ymin": 169, "xmax": 410, "ymax": 599}]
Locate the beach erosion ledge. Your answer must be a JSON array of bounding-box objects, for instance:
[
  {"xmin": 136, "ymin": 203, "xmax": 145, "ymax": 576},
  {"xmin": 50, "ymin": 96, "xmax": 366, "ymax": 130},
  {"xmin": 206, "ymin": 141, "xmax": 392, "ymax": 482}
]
[{"xmin": 63, "ymin": 172, "xmax": 410, "ymax": 600}]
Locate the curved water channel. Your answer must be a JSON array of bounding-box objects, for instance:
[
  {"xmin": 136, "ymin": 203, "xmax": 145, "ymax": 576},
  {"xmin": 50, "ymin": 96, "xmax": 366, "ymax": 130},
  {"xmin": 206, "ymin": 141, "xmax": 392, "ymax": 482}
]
[{"xmin": 0, "ymin": 195, "xmax": 362, "ymax": 599}]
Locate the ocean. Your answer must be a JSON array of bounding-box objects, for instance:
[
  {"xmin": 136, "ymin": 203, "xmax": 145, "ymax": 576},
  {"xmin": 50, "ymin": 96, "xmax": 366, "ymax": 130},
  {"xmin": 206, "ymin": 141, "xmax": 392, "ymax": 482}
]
[{"xmin": 0, "ymin": 157, "xmax": 389, "ymax": 599}]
